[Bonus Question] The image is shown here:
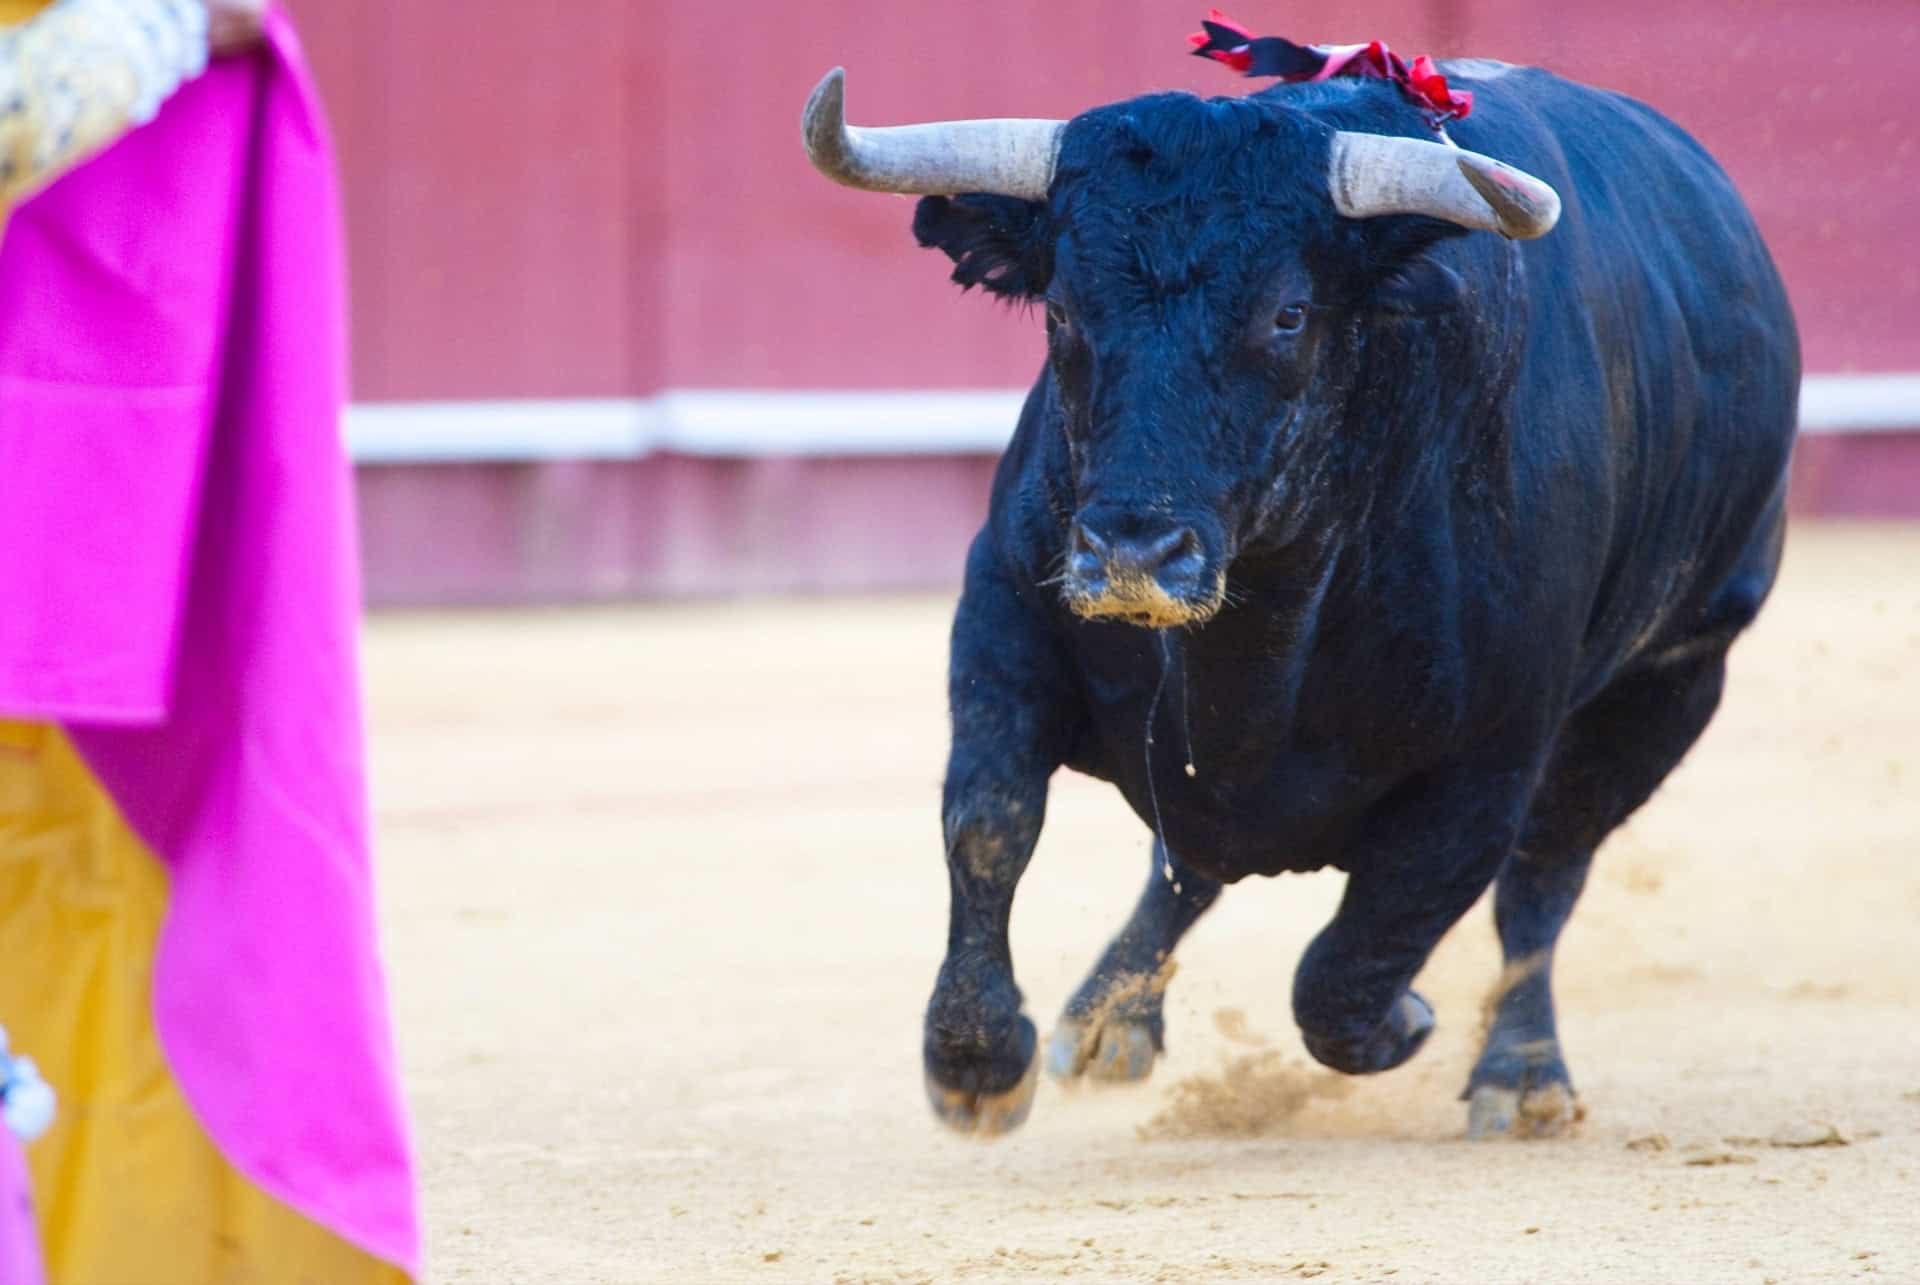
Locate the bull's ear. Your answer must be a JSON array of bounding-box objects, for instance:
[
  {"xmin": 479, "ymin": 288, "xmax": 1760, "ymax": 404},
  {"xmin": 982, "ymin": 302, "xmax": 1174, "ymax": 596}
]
[
  {"xmin": 912, "ymin": 194, "xmax": 1053, "ymax": 301},
  {"xmin": 1368, "ymin": 217, "xmax": 1470, "ymax": 317},
  {"xmin": 1374, "ymin": 257, "xmax": 1467, "ymax": 316}
]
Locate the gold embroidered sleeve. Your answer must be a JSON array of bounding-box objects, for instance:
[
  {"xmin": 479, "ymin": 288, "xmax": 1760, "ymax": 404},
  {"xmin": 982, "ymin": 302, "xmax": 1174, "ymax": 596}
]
[{"xmin": 0, "ymin": 0, "xmax": 207, "ymax": 206}]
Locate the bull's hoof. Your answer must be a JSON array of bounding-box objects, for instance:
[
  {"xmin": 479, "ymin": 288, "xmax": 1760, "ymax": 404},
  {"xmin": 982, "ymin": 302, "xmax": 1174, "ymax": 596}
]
[
  {"xmin": 925, "ymin": 1046, "xmax": 1040, "ymax": 1138},
  {"xmin": 1462, "ymin": 1041, "xmax": 1583, "ymax": 1140},
  {"xmin": 1464, "ymin": 1081, "xmax": 1583, "ymax": 1139},
  {"xmin": 1044, "ymin": 1015, "xmax": 1158, "ymax": 1084},
  {"xmin": 1300, "ymin": 991, "xmax": 1435, "ymax": 1075}
]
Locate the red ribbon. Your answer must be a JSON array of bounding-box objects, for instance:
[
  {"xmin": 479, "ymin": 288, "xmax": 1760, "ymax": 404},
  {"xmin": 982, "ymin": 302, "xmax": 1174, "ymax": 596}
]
[{"xmin": 1188, "ymin": 10, "xmax": 1473, "ymax": 126}]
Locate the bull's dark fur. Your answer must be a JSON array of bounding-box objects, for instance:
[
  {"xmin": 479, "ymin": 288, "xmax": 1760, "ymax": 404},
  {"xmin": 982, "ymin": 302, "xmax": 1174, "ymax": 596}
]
[{"xmin": 910, "ymin": 64, "xmax": 1796, "ymax": 1135}]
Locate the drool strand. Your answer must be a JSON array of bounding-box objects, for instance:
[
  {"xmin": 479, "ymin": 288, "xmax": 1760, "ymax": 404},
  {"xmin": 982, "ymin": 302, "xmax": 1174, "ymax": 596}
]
[{"xmin": 1146, "ymin": 631, "xmax": 1184, "ymax": 892}]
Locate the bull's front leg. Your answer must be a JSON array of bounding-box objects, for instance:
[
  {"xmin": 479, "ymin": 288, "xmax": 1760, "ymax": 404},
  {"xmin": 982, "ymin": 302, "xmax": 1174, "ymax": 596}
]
[
  {"xmin": 923, "ymin": 546, "xmax": 1079, "ymax": 1138},
  {"xmin": 924, "ymin": 748, "xmax": 1049, "ymax": 1136},
  {"xmin": 1045, "ymin": 840, "xmax": 1221, "ymax": 1084}
]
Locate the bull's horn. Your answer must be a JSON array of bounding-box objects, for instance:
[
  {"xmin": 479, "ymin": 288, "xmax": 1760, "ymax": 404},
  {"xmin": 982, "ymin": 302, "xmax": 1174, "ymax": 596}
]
[
  {"xmin": 802, "ymin": 67, "xmax": 1065, "ymax": 201},
  {"xmin": 1328, "ymin": 131, "xmax": 1562, "ymax": 239}
]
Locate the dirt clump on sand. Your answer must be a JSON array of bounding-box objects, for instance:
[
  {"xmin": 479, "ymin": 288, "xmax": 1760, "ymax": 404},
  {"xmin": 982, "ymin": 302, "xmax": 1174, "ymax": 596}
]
[
  {"xmin": 1137, "ymin": 1046, "xmax": 1353, "ymax": 1141},
  {"xmin": 1210, "ymin": 1006, "xmax": 1268, "ymax": 1047}
]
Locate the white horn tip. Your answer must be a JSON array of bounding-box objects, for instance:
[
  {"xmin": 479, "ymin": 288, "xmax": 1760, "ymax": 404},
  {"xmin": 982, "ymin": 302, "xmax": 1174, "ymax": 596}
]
[
  {"xmin": 1456, "ymin": 154, "xmax": 1562, "ymax": 239},
  {"xmin": 802, "ymin": 68, "xmax": 849, "ymax": 169}
]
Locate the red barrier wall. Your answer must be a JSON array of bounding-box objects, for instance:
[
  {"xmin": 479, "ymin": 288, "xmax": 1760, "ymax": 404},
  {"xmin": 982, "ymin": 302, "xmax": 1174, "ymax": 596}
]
[
  {"xmin": 291, "ymin": 0, "xmax": 1918, "ymax": 401},
  {"xmin": 285, "ymin": 2, "xmax": 1918, "ymax": 602}
]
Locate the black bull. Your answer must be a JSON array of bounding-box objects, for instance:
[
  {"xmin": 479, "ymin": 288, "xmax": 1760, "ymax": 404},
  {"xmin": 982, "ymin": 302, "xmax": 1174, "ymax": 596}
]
[{"xmin": 803, "ymin": 59, "xmax": 1798, "ymax": 1138}]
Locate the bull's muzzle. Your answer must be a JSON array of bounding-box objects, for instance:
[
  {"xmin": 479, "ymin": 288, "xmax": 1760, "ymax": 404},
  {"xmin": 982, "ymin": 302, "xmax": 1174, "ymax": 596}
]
[{"xmin": 1062, "ymin": 516, "xmax": 1223, "ymax": 628}]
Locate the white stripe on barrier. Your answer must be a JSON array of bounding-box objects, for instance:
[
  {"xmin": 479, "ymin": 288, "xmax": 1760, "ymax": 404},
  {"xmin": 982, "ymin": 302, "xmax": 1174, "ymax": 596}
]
[
  {"xmin": 1796, "ymin": 374, "xmax": 1920, "ymax": 434},
  {"xmin": 345, "ymin": 375, "xmax": 1919, "ymax": 463}
]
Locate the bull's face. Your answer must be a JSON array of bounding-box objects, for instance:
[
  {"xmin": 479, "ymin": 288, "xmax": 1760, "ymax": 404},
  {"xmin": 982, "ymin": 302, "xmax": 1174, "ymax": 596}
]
[
  {"xmin": 1024, "ymin": 97, "xmax": 1354, "ymax": 627},
  {"xmin": 802, "ymin": 73, "xmax": 1560, "ymax": 629}
]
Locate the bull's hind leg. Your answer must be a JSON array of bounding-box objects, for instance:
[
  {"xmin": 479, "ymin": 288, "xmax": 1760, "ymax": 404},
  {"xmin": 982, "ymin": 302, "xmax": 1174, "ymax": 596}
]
[
  {"xmin": 1465, "ymin": 847, "xmax": 1595, "ymax": 1138},
  {"xmin": 1466, "ymin": 650, "xmax": 1730, "ymax": 1139},
  {"xmin": 1045, "ymin": 839, "xmax": 1221, "ymax": 1084}
]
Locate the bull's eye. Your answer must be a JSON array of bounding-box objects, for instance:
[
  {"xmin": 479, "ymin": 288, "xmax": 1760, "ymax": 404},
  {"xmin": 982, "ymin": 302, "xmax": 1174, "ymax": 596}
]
[{"xmin": 1273, "ymin": 302, "xmax": 1310, "ymax": 334}]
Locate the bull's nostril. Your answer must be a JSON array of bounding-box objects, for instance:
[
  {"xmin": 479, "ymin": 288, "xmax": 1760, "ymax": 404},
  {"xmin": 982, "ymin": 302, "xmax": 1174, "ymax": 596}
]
[
  {"xmin": 1142, "ymin": 527, "xmax": 1201, "ymax": 571},
  {"xmin": 1066, "ymin": 522, "xmax": 1109, "ymax": 592},
  {"xmin": 1070, "ymin": 522, "xmax": 1110, "ymax": 561},
  {"xmin": 1150, "ymin": 529, "xmax": 1207, "ymax": 598}
]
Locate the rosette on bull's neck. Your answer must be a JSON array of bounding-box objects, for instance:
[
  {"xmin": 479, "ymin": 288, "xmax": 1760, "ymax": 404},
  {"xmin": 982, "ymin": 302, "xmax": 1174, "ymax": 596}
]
[{"xmin": 1188, "ymin": 10, "xmax": 1474, "ymax": 128}]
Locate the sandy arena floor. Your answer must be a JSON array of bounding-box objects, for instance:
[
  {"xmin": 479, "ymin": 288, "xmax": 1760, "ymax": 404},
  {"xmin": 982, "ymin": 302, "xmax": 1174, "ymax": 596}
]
[{"xmin": 365, "ymin": 523, "xmax": 1920, "ymax": 1284}]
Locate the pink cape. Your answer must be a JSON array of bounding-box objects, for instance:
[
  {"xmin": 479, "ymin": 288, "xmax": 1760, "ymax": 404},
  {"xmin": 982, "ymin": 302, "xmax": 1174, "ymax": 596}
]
[
  {"xmin": 0, "ymin": 10, "xmax": 418, "ymax": 1277},
  {"xmin": 0, "ymin": 1128, "xmax": 39, "ymax": 1285}
]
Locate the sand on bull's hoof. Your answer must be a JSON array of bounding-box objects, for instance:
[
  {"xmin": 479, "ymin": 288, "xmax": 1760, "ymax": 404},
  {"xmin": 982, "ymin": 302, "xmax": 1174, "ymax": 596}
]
[
  {"xmin": 1085, "ymin": 959, "xmax": 1177, "ymax": 1027},
  {"xmin": 1050, "ymin": 959, "xmax": 1178, "ymax": 1077},
  {"xmin": 1136, "ymin": 1049, "xmax": 1354, "ymax": 1141}
]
